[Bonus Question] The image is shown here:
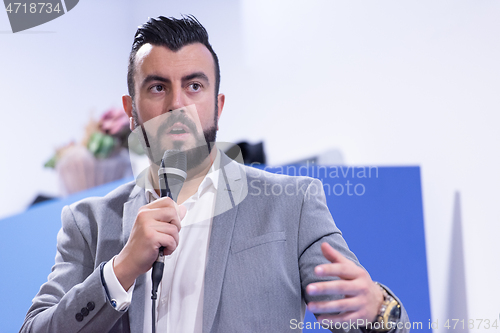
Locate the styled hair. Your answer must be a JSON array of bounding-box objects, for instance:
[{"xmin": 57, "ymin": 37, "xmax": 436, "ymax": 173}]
[{"xmin": 127, "ymin": 15, "xmax": 220, "ymax": 100}]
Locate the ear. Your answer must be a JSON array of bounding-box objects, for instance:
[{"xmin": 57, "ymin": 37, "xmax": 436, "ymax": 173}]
[
  {"xmin": 216, "ymin": 93, "xmax": 225, "ymax": 131},
  {"xmin": 122, "ymin": 95, "xmax": 134, "ymax": 131}
]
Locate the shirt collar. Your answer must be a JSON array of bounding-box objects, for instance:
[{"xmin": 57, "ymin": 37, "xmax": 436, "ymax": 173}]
[{"xmin": 144, "ymin": 149, "xmax": 221, "ymax": 203}]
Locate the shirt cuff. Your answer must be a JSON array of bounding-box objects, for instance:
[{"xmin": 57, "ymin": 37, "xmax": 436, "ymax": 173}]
[{"xmin": 103, "ymin": 257, "xmax": 135, "ymax": 311}]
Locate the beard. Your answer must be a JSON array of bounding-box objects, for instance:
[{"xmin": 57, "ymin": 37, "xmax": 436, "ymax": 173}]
[
  {"xmin": 133, "ymin": 103, "xmax": 218, "ymax": 171},
  {"xmin": 172, "ymin": 123, "xmax": 217, "ymax": 171}
]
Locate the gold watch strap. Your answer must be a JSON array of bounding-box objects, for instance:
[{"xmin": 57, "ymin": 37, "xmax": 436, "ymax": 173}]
[{"xmin": 371, "ymin": 283, "xmax": 401, "ymax": 332}]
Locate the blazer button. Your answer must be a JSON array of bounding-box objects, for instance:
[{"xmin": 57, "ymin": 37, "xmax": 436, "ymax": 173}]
[
  {"xmin": 75, "ymin": 313, "xmax": 84, "ymax": 322},
  {"xmin": 81, "ymin": 307, "xmax": 89, "ymax": 316},
  {"xmin": 87, "ymin": 301, "xmax": 95, "ymax": 311}
]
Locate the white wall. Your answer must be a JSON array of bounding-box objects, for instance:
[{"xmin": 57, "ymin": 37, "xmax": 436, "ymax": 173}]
[
  {"xmin": 236, "ymin": 0, "xmax": 500, "ymax": 330},
  {"xmin": 1, "ymin": 0, "xmax": 499, "ymax": 330},
  {"xmin": 0, "ymin": 0, "xmax": 132, "ymax": 213}
]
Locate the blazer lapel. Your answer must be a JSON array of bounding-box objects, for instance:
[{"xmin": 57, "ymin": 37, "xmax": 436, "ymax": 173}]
[
  {"xmin": 122, "ymin": 183, "xmax": 147, "ymax": 244},
  {"xmin": 203, "ymin": 154, "xmax": 246, "ymax": 333},
  {"xmin": 122, "ymin": 183, "xmax": 148, "ymax": 333}
]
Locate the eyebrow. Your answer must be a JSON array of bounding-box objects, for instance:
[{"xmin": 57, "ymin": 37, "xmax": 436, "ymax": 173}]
[
  {"xmin": 142, "ymin": 75, "xmax": 170, "ymax": 88},
  {"xmin": 182, "ymin": 72, "xmax": 209, "ymax": 84}
]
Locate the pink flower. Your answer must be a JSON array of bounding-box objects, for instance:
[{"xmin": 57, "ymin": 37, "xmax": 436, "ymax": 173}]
[{"xmin": 99, "ymin": 108, "xmax": 129, "ymax": 135}]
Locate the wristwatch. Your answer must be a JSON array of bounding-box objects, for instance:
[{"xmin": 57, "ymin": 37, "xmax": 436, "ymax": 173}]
[{"xmin": 371, "ymin": 283, "xmax": 401, "ymax": 332}]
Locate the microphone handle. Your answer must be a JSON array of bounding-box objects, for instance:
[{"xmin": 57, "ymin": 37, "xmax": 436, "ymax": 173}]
[
  {"xmin": 152, "ymin": 172, "xmax": 172, "ymax": 302},
  {"xmin": 157, "ymin": 171, "xmax": 173, "ymax": 258}
]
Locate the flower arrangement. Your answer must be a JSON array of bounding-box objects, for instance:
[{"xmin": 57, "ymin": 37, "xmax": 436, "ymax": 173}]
[
  {"xmin": 45, "ymin": 108, "xmax": 132, "ymax": 168},
  {"xmin": 44, "ymin": 108, "xmax": 141, "ymax": 195}
]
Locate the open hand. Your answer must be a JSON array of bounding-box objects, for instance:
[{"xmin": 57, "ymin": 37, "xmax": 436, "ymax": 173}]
[{"xmin": 306, "ymin": 242, "xmax": 384, "ymax": 325}]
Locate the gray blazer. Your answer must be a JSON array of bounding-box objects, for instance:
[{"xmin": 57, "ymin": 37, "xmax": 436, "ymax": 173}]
[{"xmin": 21, "ymin": 153, "xmax": 409, "ymax": 333}]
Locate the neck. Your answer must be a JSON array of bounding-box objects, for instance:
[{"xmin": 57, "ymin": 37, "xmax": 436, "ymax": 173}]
[{"xmin": 150, "ymin": 148, "xmax": 217, "ymax": 204}]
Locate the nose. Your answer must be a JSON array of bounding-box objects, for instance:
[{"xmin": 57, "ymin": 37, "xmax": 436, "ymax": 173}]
[{"xmin": 168, "ymin": 85, "xmax": 186, "ymax": 113}]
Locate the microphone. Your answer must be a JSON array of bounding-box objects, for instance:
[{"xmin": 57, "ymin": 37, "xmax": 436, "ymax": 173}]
[
  {"xmin": 154, "ymin": 149, "xmax": 187, "ymax": 270},
  {"xmin": 151, "ymin": 150, "xmax": 187, "ymax": 330},
  {"xmin": 158, "ymin": 150, "xmax": 187, "ymax": 201}
]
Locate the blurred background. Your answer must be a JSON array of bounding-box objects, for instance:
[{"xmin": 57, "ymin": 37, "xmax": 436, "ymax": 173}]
[{"xmin": 1, "ymin": 0, "xmax": 499, "ymax": 331}]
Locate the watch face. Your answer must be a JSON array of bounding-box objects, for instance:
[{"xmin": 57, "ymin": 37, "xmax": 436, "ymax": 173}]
[{"xmin": 389, "ymin": 305, "xmax": 401, "ymax": 322}]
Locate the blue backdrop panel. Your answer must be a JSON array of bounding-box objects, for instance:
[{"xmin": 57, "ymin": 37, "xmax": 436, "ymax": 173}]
[
  {"xmin": 0, "ymin": 178, "xmax": 133, "ymax": 333},
  {"xmin": 0, "ymin": 166, "xmax": 430, "ymax": 332},
  {"xmin": 262, "ymin": 166, "xmax": 430, "ymax": 332}
]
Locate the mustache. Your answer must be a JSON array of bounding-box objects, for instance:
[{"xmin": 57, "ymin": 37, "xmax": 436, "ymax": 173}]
[{"xmin": 162, "ymin": 112, "xmax": 198, "ymax": 135}]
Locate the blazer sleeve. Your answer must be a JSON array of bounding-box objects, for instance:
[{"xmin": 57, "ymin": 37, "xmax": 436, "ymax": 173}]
[
  {"xmin": 20, "ymin": 205, "xmax": 126, "ymax": 333},
  {"xmin": 297, "ymin": 178, "xmax": 410, "ymax": 333}
]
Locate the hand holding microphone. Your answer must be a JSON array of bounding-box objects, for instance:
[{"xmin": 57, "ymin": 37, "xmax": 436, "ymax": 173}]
[{"xmin": 113, "ymin": 150, "xmax": 187, "ymax": 292}]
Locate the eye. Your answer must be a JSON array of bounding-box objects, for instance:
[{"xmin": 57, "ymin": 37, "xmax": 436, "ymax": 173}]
[
  {"xmin": 188, "ymin": 82, "xmax": 202, "ymax": 92},
  {"xmin": 150, "ymin": 84, "xmax": 164, "ymax": 93}
]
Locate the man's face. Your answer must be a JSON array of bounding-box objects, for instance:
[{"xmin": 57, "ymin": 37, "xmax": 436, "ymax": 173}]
[{"xmin": 124, "ymin": 43, "xmax": 224, "ymax": 169}]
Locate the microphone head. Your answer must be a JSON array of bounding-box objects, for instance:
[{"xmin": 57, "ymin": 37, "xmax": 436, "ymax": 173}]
[
  {"xmin": 158, "ymin": 150, "xmax": 187, "ymax": 201},
  {"xmin": 160, "ymin": 150, "xmax": 187, "ymax": 179}
]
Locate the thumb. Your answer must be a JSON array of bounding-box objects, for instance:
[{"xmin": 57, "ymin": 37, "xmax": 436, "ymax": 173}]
[
  {"xmin": 177, "ymin": 204, "xmax": 187, "ymax": 220},
  {"xmin": 321, "ymin": 242, "xmax": 348, "ymax": 263}
]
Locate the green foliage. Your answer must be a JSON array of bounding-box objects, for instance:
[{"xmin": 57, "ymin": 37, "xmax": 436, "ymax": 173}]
[
  {"xmin": 87, "ymin": 132, "xmax": 117, "ymax": 159},
  {"xmin": 44, "ymin": 155, "xmax": 57, "ymax": 169}
]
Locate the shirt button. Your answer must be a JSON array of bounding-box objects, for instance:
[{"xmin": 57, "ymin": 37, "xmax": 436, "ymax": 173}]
[
  {"xmin": 81, "ymin": 307, "xmax": 89, "ymax": 316},
  {"xmin": 87, "ymin": 301, "xmax": 95, "ymax": 311},
  {"xmin": 75, "ymin": 313, "xmax": 84, "ymax": 322}
]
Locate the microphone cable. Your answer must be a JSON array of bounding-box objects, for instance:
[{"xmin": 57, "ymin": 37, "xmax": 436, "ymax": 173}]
[{"xmin": 151, "ymin": 251, "xmax": 164, "ymax": 333}]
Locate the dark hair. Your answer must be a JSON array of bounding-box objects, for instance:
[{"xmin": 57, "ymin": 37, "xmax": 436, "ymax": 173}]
[{"xmin": 127, "ymin": 15, "xmax": 220, "ymax": 100}]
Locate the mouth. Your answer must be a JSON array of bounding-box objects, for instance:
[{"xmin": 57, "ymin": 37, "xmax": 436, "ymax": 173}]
[
  {"xmin": 166, "ymin": 122, "xmax": 191, "ymax": 138},
  {"xmin": 168, "ymin": 122, "xmax": 190, "ymax": 134}
]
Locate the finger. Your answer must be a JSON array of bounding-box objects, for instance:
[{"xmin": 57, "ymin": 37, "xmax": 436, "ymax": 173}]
[
  {"xmin": 144, "ymin": 206, "xmax": 177, "ymax": 221},
  {"xmin": 307, "ymin": 279, "xmax": 362, "ymax": 297},
  {"xmin": 321, "ymin": 242, "xmax": 350, "ymax": 264},
  {"xmin": 148, "ymin": 198, "xmax": 185, "ymax": 227},
  {"xmin": 308, "ymin": 297, "xmax": 360, "ymax": 314},
  {"xmin": 178, "ymin": 204, "xmax": 187, "ymax": 220},
  {"xmin": 146, "ymin": 196, "xmax": 176, "ymax": 209},
  {"xmin": 143, "ymin": 206, "xmax": 181, "ymax": 227},
  {"xmin": 316, "ymin": 311, "xmax": 365, "ymax": 325},
  {"xmin": 151, "ymin": 222, "xmax": 180, "ymax": 246},
  {"xmin": 314, "ymin": 262, "xmax": 364, "ymax": 280},
  {"xmin": 137, "ymin": 207, "xmax": 182, "ymax": 233},
  {"xmin": 157, "ymin": 233, "xmax": 179, "ymax": 255}
]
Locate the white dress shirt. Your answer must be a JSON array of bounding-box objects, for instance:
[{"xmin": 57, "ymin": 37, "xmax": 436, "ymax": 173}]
[{"xmin": 103, "ymin": 150, "xmax": 220, "ymax": 333}]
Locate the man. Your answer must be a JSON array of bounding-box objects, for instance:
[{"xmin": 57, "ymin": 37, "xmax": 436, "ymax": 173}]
[{"xmin": 21, "ymin": 16, "xmax": 409, "ymax": 333}]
